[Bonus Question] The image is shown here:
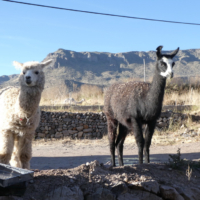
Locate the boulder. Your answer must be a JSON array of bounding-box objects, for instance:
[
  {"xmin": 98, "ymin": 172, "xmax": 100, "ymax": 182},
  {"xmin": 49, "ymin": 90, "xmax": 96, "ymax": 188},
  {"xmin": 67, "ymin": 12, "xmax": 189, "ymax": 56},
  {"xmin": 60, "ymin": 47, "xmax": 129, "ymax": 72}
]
[
  {"xmin": 85, "ymin": 188, "xmax": 116, "ymax": 200},
  {"xmin": 141, "ymin": 180, "xmax": 159, "ymax": 194},
  {"xmin": 160, "ymin": 185, "xmax": 184, "ymax": 200},
  {"xmin": 45, "ymin": 186, "xmax": 84, "ymax": 200}
]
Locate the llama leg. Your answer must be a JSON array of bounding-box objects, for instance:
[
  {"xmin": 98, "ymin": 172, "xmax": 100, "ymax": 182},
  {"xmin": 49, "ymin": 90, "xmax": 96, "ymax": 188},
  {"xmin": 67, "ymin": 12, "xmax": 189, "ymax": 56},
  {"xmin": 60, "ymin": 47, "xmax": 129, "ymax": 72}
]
[
  {"xmin": 116, "ymin": 123, "xmax": 128, "ymax": 166},
  {"xmin": 132, "ymin": 119, "xmax": 144, "ymax": 164},
  {"xmin": 144, "ymin": 121, "xmax": 156, "ymax": 163},
  {"xmin": 107, "ymin": 118, "xmax": 118, "ymax": 166},
  {"xmin": 0, "ymin": 131, "xmax": 14, "ymax": 164},
  {"xmin": 10, "ymin": 135, "xmax": 22, "ymax": 168},
  {"xmin": 19, "ymin": 135, "xmax": 33, "ymax": 169}
]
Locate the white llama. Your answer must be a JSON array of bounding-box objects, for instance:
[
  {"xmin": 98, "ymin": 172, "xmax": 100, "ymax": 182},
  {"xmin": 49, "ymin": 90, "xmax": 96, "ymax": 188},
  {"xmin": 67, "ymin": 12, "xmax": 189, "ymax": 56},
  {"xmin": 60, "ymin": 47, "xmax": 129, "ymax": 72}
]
[{"xmin": 0, "ymin": 59, "xmax": 52, "ymax": 169}]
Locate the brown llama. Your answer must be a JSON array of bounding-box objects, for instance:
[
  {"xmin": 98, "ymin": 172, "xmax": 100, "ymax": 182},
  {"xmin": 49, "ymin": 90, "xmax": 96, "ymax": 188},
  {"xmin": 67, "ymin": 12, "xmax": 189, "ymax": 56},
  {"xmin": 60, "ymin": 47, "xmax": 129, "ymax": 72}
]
[{"xmin": 104, "ymin": 46, "xmax": 179, "ymax": 166}]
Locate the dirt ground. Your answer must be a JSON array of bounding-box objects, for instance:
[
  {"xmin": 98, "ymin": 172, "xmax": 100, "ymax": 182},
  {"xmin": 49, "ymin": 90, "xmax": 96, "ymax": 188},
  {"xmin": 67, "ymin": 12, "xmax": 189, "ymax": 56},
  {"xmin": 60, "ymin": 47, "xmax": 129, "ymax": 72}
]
[
  {"xmin": 31, "ymin": 136, "xmax": 200, "ymax": 170},
  {"xmin": 8, "ymin": 132, "xmax": 200, "ymax": 199}
]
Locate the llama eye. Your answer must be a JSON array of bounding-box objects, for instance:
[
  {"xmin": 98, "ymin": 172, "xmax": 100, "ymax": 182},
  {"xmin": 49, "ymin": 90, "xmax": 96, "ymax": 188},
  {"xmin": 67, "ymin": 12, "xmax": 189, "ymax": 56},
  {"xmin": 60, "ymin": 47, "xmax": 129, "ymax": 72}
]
[
  {"xmin": 161, "ymin": 61, "xmax": 166, "ymax": 67},
  {"xmin": 35, "ymin": 71, "xmax": 39, "ymax": 75},
  {"xmin": 23, "ymin": 71, "xmax": 25, "ymax": 75},
  {"xmin": 172, "ymin": 62, "xmax": 175, "ymax": 67}
]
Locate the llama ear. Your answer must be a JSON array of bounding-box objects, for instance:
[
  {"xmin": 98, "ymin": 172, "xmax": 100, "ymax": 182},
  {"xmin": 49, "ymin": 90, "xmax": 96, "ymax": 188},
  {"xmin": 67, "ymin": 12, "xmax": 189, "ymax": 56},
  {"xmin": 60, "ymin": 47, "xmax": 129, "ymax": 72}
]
[
  {"xmin": 40, "ymin": 59, "xmax": 53, "ymax": 68},
  {"xmin": 156, "ymin": 46, "xmax": 163, "ymax": 60},
  {"xmin": 170, "ymin": 47, "xmax": 179, "ymax": 58},
  {"xmin": 13, "ymin": 61, "xmax": 23, "ymax": 70}
]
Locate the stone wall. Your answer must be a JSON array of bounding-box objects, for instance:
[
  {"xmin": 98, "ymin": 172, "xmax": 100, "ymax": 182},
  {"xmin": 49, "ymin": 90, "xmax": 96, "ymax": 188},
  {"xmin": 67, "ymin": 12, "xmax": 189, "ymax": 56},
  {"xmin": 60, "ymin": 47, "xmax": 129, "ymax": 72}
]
[
  {"xmin": 35, "ymin": 111, "xmax": 187, "ymax": 140},
  {"xmin": 35, "ymin": 111, "xmax": 107, "ymax": 139}
]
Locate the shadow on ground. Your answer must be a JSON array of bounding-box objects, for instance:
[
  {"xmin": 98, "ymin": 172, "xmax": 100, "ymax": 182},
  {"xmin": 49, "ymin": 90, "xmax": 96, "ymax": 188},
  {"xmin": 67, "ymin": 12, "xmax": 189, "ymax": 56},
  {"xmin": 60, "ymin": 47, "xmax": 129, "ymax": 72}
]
[{"xmin": 31, "ymin": 152, "xmax": 200, "ymax": 170}]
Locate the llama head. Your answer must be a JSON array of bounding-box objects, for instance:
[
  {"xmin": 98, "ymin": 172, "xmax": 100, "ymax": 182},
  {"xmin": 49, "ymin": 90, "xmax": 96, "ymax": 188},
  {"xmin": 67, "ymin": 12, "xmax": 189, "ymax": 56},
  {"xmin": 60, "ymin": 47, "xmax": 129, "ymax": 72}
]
[
  {"xmin": 13, "ymin": 60, "xmax": 52, "ymax": 87},
  {"xmin": 156, "ymin": 46, "xmax": 179, "ymax": 78}
]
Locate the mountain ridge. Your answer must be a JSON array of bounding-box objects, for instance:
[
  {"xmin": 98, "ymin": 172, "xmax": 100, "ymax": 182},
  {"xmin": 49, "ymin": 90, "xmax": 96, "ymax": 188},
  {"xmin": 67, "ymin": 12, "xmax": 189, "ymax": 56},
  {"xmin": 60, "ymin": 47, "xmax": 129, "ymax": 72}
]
[{"xmin": 1, "ymin": 48, "xmax": 200, "ymax": 90}]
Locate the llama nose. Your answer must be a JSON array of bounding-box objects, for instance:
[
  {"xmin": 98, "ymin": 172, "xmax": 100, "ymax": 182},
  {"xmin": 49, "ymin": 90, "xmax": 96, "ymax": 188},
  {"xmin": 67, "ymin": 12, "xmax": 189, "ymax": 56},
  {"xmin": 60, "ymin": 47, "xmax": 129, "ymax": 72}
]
[{"xmin": 25, "ymin": 76, "xmax": 32, "ymax": 85}]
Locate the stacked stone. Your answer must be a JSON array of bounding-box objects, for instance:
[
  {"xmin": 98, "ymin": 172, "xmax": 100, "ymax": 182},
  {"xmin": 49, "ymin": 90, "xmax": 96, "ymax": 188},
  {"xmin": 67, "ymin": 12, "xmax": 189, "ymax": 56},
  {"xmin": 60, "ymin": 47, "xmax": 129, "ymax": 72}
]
[
  {"xmin": 36, "ymin": 111, "xmax": 107, "ymax": 139},
  {"xmin": 156, "ymin": 111, "xmax": 187, "ymax": 129},
  {"xmin": 36, "ymin": 111, "xmax": 187, "ymax": 140}
]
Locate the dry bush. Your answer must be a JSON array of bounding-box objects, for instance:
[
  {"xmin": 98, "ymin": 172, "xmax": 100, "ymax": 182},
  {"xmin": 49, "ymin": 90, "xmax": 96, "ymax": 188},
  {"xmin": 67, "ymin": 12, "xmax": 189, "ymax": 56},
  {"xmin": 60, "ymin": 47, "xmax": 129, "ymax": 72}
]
[
  {"xmin": 41, "ymin": 84, "xmax": 104, "ymax": 106},
  {"xmin": 40, "ymin": 84, "xmax": 69, "ymax": 105},
  {"xmin": 164, "ymin": 78, "xmax": 200, "ymax": 106},
  {"xmin": 73, "ymin": 84, "xmax": 104, "ymax": 105},
  {"xmin": 40, "ymin": 76, "xmax": 200, "ymax": 107}
]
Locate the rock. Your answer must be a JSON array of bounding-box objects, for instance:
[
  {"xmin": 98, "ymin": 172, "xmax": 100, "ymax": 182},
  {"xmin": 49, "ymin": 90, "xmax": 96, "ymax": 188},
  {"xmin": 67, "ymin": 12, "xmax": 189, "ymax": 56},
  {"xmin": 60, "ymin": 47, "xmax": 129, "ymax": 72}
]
[
  {"xmin": 180, "ymin": 124, "xmax": 186, "ymax": 129},
  {"xmin": 103, "ymin": 161, "xmax": 112, "ymax": 169},
  {"xmin": 183, "ymin": 128, "xmax": 190, "ymax": 134},
  {"xmin": 49, "ymin": 129, "xmax": 55, "ymax": 135},
  {"xmin": 83, "ymin": 128, "xmax": 93, "ymax": 133},
  {"xmin": 160, "ymin": 112, "xmax": 171, "ymax": 118},
  {"xmin": 78, "ymin": 131, "xmax": 83, "ymax": 138},
  {"xmin": 118, "ymin": 191, "xmax": 162, "ymax": 200},
  {"xmin": 128, "ymin": 181, "xmax": 143, "ymax": 190},
  {"xmin": 55, "ymin": 132, "xmax": 63, "ymax": 138},
  {"xmin": 84, "ymin": 133, "xmax": 93, "ymax": 138},
  {"xmin": 68, "ymin": 130, "xmax": 78, "ymax": 134},
  {"xmin": 163, "ymin": 117, "xmax": 167, "ymax": 122},
  {"xmin": 40, "ymin": 126, "xmax": 45, "ymax": 130},
  {"xmin": 63, "ymin": 130, "xmax": 69, "ymax": 136},
  {"xmin": 191, "ymin": 132, "xmax": 198, "ymax": 137},
  {"xmin": 175, "ymin": 187, "xmax": 194, "ymax": 200},
  {"xmin": 83, "ymin": 124, "xmax": 89, "ymax": 129},
  {"xmin": 97, "ymin": 132, "xmax": 102, "ymax": 138},
  {"xmin": 45, "ymin": 186, "xmax": 84, "ymax": 200},
  {"xmin": 38, "ymin": 133, "xmax": 45, "ymax": 138},
  {"xmin": 111, "ymin": 181, "xmax": 128, "ymax": 196},
  {"xmin": 63, "ymin": 118, "xmax": 72, "ymax": 122},
  {"xmin": 157, "ymin": 122, "xmax": 168, "ymax": 128},
  {"xmin": 29, "ymin": 180, "xmax": 34, "ymax": 184},
  {"xmin": 76, "ymin": 126, "xmax": 83, "ymax": 131},
  {"xmin": 118, "ymin": 193, "xmax": 140, "ymax": 200},
  {"xmin": 139, "ymin": 175, "xmax": 146, "ymax": 181},
  {"xmin": 0, "ymin": 197, "xmax": 23, "ymax": 200},
  {"xmin": 160, "ymin": 185, "xmax": 184, "ymax": 200},
  {"xmin": 92, "ymin": 132, "xmax": 97, "ymax": 137},
  {"xmin": 85, "ymin": 188, "xmax": 116, "ymax": 200},
  {"xmin": 191, "ymin": 187, "xmax": 200, "ymax": 199},
  {"xmin": 141, "ymin": 180, "xmax": 159, "ymax": 194}
]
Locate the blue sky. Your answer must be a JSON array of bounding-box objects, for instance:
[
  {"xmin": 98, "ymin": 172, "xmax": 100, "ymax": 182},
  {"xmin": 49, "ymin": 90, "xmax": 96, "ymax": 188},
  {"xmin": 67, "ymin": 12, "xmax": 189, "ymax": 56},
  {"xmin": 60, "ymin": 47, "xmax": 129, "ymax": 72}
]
[{"xmin": 1, "ymin": 0, "xmax": 200, "ymax": 76}]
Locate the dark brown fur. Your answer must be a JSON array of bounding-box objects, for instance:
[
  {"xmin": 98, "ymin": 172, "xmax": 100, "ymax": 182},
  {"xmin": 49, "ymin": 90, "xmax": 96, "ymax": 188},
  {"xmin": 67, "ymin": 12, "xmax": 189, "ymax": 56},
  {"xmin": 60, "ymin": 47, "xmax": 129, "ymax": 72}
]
[{"xmin": 104, "ymin": 46, "xmax": 179, "ymax": 166}]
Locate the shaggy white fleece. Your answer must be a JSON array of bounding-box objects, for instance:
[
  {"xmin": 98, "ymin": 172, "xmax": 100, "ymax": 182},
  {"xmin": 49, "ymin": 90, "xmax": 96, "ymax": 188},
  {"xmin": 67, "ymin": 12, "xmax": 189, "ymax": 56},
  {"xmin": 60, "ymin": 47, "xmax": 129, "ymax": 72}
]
[{"xmin": 0, "ymin": 59, "xmax": 52, "ymax": 169}]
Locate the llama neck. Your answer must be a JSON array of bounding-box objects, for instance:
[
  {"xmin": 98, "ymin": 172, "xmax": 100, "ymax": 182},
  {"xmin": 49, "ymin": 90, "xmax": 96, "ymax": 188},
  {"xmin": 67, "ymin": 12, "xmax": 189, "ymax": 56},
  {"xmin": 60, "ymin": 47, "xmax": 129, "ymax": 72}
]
[
  {"xmin": 147, "ymin": 69, "xmax": 166, "ymax": 110},
  {"xmin": 18, "ymin": 85, "xmax": 42, "ymax": 117}
]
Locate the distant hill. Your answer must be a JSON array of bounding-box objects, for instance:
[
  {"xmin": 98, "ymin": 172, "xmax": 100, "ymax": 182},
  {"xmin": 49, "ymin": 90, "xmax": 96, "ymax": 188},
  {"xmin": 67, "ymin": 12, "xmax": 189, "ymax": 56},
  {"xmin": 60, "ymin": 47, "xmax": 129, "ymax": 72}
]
[{"xmin": 1, "ymin": 48, "xmax": 200, "ymax": 91}]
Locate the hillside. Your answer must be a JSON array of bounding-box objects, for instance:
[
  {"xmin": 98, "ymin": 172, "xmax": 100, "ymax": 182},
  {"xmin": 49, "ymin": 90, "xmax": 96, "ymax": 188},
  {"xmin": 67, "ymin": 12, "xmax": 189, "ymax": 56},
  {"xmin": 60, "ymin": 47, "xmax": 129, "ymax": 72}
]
[{"xmin": 1, "ymin": 48, "xmax": 200, "ymax": 91}]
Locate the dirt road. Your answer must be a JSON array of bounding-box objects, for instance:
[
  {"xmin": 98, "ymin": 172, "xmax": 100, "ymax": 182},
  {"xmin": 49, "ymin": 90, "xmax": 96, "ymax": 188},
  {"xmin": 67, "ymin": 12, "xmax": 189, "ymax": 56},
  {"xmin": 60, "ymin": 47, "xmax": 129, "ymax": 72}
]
[{"xmin": 31, "ymin": 138, "xmax": 200, "ymax": 170}]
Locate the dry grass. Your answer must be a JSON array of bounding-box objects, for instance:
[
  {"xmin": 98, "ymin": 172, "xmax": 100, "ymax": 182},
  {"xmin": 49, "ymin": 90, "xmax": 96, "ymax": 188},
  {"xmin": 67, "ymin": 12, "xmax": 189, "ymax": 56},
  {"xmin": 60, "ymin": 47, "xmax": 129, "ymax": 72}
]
[
  {"xmin": 40, "ymin": 77, "xmax": 200, "ymax": 108},
  {"xmin": 33, "ymin": 134, "xmax": 110, "ymax": 148},
  {"xmin": 163, "ymin": 88, "xmax": 200, "ymax": 106},
  {"xmin": 40, "ymin": 84, "xmax": 104, "ymax": 106}
]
